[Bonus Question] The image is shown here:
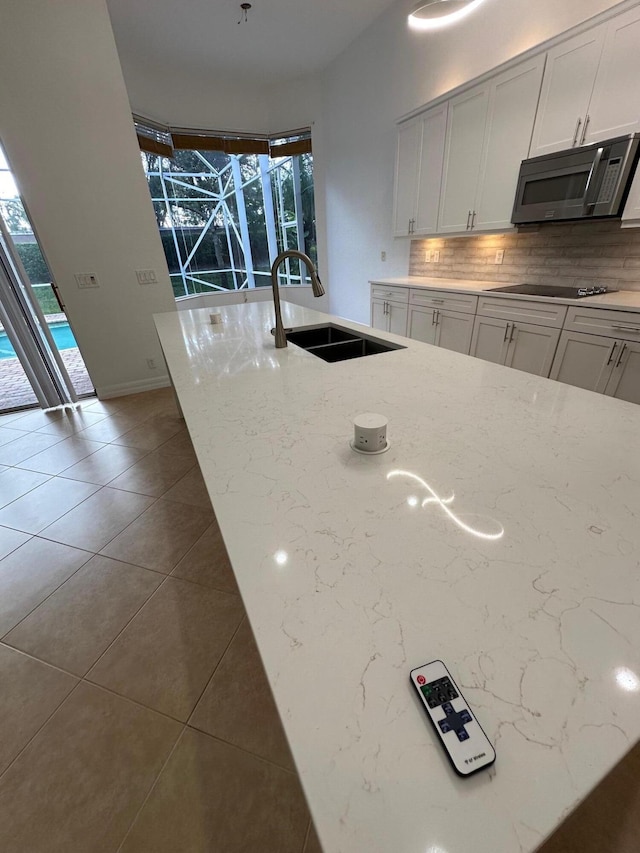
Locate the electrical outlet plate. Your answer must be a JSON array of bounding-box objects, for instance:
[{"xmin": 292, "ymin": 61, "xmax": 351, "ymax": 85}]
[
  {"xmin": 75, "ymin": 273, "xmax": 99, "ymax": 289},
  {"xmin": 146, "ymin": 358, "xmax": 157, "ymax": 369},
  {"xmin": 433, "ymin": 250, "xmax": 440, "ymax": 263},
  {"xmin": 136, "ymin": 269, "xmax": 158, "ymax": 285},
  {"xmin": 494, "ymin": 250, "xmax": 505, "ymax": 265},
  {"xmin": 425, "ymin": 250, "xmax": 432, "ymax": 263},
  {"xmin": 381, "ymin": 251, "xmax": 387, "ymax": 262}
]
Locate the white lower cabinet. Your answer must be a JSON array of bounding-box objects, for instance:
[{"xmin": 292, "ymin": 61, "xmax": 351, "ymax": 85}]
[
  {"xmin": 371, "ymin": 298, "xmax": 408, "ymax": 336},
  {"xmin": 408, "ymin": 306, "xmax": 474, "ymax": 354},
  {"xmin": 469, "ymin": 316, "xmax": 510, "ymax": 365},
  {"xmin": 471, "ymin": 316, "xmax": 560, "ymax": 377},
  {"xmin": 550, "ymin": 331, "xmax": 640, "ymax": 404}
]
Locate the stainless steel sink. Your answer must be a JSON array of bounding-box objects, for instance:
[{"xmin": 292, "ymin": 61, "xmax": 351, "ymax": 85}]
[{"xmin": 284, "ymin": 324, "xmax": 405, "ymax": 362}]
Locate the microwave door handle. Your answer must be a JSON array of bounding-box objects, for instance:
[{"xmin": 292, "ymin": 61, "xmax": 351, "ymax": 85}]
[{"xmin": 583, "ymin": 147, "xmax": 605, "ymax": 214}]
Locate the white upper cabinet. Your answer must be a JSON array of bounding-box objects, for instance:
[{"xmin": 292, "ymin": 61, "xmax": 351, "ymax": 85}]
[
  {"xmin": 529, "ymin": 27, "xmax": 604, "ymax": 158},
  {"xmin": 393, "ymin": 104, "xmax": 447, "ymax": 237},
  {"xmin": 438, "ymin": 84, "xmax": 489, "ymax": 233},
  {"xmin": 439, "ymin": 58, "xmax": 545, "ymax": 234},
  {"xmin": 474, "ymin": 57, "xmax": 546, "ymax": 231},
  {"xmin": 585, "ymin": 6, "xmax": 640, "ymax": 143},
  {"xmin": 530, "ymin": 6, "xmax": 640, "ymax": 157}
]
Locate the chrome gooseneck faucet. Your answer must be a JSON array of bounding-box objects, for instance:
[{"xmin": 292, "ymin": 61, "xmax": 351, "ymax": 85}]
[{"xmin": 270, "ymin": 250, "xmax": 325, "ymax": 348}]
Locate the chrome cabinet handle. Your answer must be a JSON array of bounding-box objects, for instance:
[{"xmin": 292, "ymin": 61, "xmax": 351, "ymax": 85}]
[
  {"xmin": 509, "ymin": 323, "xmax": 516, "ymax": 343},
  {"xmin": 572, "ymin": 117, "xmax": 582, "ymax": 146},
  {"xmin": 432, "ymin": 309, "xmax": 436, "ymax": 325},
  {"xmin": 466, "ymin": 210, "xmax": 472, "ymax": 230},
  {"xmin": 435, "ymin": 309, "xmax": 440, "ymax": 326},
  {"xmin": 471, "ymin": 210, "xmax": 477, "ymax": 230},
  {"xmin": 580, "ymin": 115, "xmax": 590, "ymax": 146},
  {"xmin": 503, "ymin": 322, "xmax": 511, "ymax": 342},
  {"xmin": 606, "ymin": 341, "xmax": 618, "ymax": 365},
  {"xmin": 612, "ymin": 325, "xmax": 640, "ymax": 334},
  {"xmin": 432, "ymin": 298, "xmax": 444, "ymax": 304},
  {"xmin": 615, "ymin": 342, "xmax": 627, "ymax": 368}
]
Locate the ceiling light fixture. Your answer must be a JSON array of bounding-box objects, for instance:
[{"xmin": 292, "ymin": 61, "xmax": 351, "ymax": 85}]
[
  {"xmin": 408, "ymin": 0, "xmax": 486, "ymax": 31},
  {"xmin": 238, "ymin": 2, "xmax": 252, "ymax": 24}
]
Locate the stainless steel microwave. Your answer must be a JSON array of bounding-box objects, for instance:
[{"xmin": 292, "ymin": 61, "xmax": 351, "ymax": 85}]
[{"xmin": 511, "ymin": 134, "xmax": 640, "ymax": 225}]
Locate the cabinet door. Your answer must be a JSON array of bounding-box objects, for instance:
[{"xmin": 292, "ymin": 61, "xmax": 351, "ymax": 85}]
[
  {"xmin": 474, "ymin": 57, "xmax": 545, "ymax": 232},
  {"xmin": 584, "ymin": 7, "xmax": 640, "ymax": 144},
  {"xmin": 529, "ymin": 27, "xmax": 605, "ymax": 158},
  {"xmin": 603, "ymin": 340, "xmax": 640, "ymax": 405},
  {"xmin": 393, "ymin": 120, "xmax": 421, "ymax": 236},
  {"xmin": 438, "ymin": 84, "xmax": 489, "ymax": 233},
  {"xmin": 414, "ymin": 104, "xmax": 448, "ymax": 235},
  {"xmin": 505, "ymin": 322, "xmax": 561, "ymax": 378},
  {"xmin": 436, "ymin": 309, "xmax": 474, "ymax": 355},
  {"xmin": 371, "ymin": 298, "xmax": 388, "ymax": 332},
  {"xmin": 549, "ymin": 330, "xmax": 616, "ymax": 392},
  {"xmin": 388, "ymin": 302, "xmax": 408, "ymax": 337},
  {"xmin": 408, "ymin": 305, "xmax": 438, "ymax": 345},
  {"xmin": 470, "ymin": 316, "xmax": 509, "ymax": 365}
]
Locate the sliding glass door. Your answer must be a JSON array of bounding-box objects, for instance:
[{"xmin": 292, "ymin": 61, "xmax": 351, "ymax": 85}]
[{"xmin": 0, "ymin": 143, "xmax": 93, "ymax": 413}]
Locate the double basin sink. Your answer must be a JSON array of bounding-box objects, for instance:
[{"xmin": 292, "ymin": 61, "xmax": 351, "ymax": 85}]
[{"xmin": 284, "ymin": 324, "xmax": 405, "ymax": 362}]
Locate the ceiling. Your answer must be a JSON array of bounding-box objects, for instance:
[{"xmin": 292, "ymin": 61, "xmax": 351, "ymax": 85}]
[{"xmin": 106, "ymin": 0, "xmax": 400, "ymax": 87}]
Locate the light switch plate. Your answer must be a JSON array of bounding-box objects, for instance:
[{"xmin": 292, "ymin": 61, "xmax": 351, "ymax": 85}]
[
  {"xmin": 75, "ymin": 273, "xmax": 99, "ymax": 289},
  {"xmin": 494, "ymin": 250, "xmax": 505, "ymax": 265},
  {"xmin": 425, "ymin": 250, "xmax": 432, "ymax": 263},
  {"xmin": 433, "ymin": 250, "xmax": 440, "ymax": 263},
  {"xmin": 136, "ymin": 269, "xmax": 158, "ymax": 285}
]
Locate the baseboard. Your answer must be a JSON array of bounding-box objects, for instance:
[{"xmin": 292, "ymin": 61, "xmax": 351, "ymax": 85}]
[{"xmin": 95, "ymin": 374, "xmax": 171, "ymax": 399}]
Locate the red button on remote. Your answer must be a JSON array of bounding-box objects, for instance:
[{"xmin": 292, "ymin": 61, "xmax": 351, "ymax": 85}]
[{"xmin": 417, "ymin": 675, "xmax": 426, "ymax": 685}]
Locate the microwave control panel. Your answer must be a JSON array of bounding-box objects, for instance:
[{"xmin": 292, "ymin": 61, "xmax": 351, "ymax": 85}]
[{"xmin": 598, "ymin": 157, "xmax": 623, "ymax": 204}]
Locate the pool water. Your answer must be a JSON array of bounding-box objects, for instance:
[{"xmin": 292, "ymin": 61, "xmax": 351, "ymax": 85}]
[{"xmin": 0, "ymin": 322, "xmax": 78, "ymax": 361}]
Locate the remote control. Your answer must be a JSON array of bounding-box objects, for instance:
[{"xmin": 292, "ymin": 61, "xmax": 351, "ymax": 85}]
[{"xmin": 410, "ymin": 659, "xmax": 496, "ymax": 777}]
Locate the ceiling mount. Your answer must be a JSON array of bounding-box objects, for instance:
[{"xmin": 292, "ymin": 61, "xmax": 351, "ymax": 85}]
[
  {"xmin": 408, "ymin": 0, "xmax": 486, "ymax": 30},
  {"xmin": 238, "ymin": 2, "xmax": 252, "ymax": 24}
]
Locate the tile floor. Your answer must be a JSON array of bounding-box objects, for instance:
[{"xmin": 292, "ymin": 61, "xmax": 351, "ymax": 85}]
[
  {"xmin": 0, "ymin": 388, "xmax": 320, "ymax": 853},
  {"xmin": 0, "ymin": 387, "xmax": 637, "ymax": 853}
]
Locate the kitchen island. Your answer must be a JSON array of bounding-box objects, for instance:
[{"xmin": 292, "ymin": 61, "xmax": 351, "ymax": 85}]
[{"xmin": 155, "ymin": 300, "xmax": 640, "ymax": 853}]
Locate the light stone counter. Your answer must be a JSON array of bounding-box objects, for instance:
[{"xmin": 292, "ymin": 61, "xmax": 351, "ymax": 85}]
[
  {"xmin": 155, "ymin": 300, "xmax": 640, "ymax": 853},
  {"xmin": 373, "ymin": 276, "xmax": 640, "ymax": 312}
]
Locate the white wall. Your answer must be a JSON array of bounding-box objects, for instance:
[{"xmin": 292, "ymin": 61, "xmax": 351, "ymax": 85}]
[
  {"xmin": 318, "ymin": 0, "xmax": 628, "ymax": 324},
  {"xmin": 0, "ymin": 0, "xmax": 177, "ymax": 398}
]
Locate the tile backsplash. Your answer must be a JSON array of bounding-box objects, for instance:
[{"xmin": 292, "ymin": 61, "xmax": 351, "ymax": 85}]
[{"xmin": 409, "ymin": 221, "xmax": 640, "ymax": 292}]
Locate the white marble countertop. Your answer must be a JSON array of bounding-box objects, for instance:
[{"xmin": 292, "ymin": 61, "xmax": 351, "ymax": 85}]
[
  {"xmin": 371, "ymin": 276, "xmax": 640, "ymax": 312},
  {"xmin": 155, "ymin": 301, "xmax": 640, "ymax": 853}
]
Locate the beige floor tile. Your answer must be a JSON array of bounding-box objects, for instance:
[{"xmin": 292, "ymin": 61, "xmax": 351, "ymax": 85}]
[
  {"xmin": 75, "ymin": 410, "xmax": 151, "ymax": 443},
  {"xmin": 8, "ymin": 408, "xmax": 66, "ymax": 430},
  {"xmin": 0, "ymin": 467, "xmax": 50, "ymax": 509},
  {"xmin": 304, "ymin": 822, "xmax": 324, "ymax": 853},
  {"xmin": 77, "ymin": 397, "xmax": 124, "ymax": 415},
  {"xmin": 191, "ymin": 619, "xmax": 295, "ymax": 771},
  {"xmin": 156, "ymin": 428, "xmax": 197, "ymax": 460},
  {"xmin": 5, "ymin": 555, "xmax": 163, "ymax": 675},
  {"xmin": 107, "ymin": 448, "xmax": 195, "ymax": 497},
  {"xmin": 0, "ymin": 537, "xmax": 90, "ymax": 635},
  {"xmin": 0, "ymin": 410, "xmax": 32, "ymax": 426},
  {"xmin": 113, "ymin": 414, "xmax": 185, "ymax": 451},
  {"xmin": 0, "ymin": 431, "xmax": 63, "ymax": 466},
  {"xmin": 88, "ymin": 576, "xmax": 243, "ymax": 721},
  {"xmin": 0, "ymin": 682, "xmax": 181, "ymax": 853},
  {"xmin": 0, "ymin": 477, "xmax": 100, "ymax": 534},
  {"xmin": 41, "ymin": 486, "xmax": 154, "ymax": 552},
  {"xmin": 34, "ymin": 409, "xmax": 108, "ymax": 437},
  {"xmin": 119, "ymin": 728, "xmax": 309, "ymax": 853},
  {"xmin": 162, "ymin": 465, "xmax": 212, "ymax": 508},
  {"xmin": 60, "ymin": 442, "xmax": 148, "ymax": 485},
  {"xmin": 0, "ymin": 426, "xmax": 29, "ymax": 447},
  {"xmin": 171, "ymin": 522, "xmax": 239, "ymax": 593},
  {"xmin": 539, "ymin": 741, "xmax": 640, "ymax": 853},
  {"xmin": 101, "ymin": 498, "xmax": 213, "ymax": 573},
  {"xmin": 16, "ymin": 435, "xmax": 105, "ymax": 475},
  {"xmin": 0, "ymin": 526, "xmax": 31, "ymax": 560},
  {"xmin": 0, "ymin": 644, "xmax": 77, "ymax": 774}
]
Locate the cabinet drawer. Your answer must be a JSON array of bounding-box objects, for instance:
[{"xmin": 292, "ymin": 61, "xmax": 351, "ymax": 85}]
[
  {"xmin": 371, "ymin": 284, "xmax": 409, "ymax": 304},
  {"xmin": 409, "ymin": 288, "xmax": 478, "ymax": 314},
  {"xmin": 564, "ymin": 305, "xmax": 640, "ymax": 341},
  {"xmin": 476, "ymin": 295, "xmax": 567, "ymax": 328}
]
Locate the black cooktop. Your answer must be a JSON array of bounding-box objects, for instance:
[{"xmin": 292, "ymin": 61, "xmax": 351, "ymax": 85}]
[{"xmin": 487, "ymin": 284, "xmax": 617, "ymax": 299}]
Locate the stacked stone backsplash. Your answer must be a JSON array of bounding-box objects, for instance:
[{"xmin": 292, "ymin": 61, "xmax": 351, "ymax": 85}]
[{"xmin": 409, "ymin": 220, "xmax": 640, "ymax": 292}]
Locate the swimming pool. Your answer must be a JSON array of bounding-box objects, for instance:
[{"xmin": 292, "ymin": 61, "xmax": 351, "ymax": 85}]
[{"xmin": 0, "ymin": 322, "xmax": 78, "ymax": 361}]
